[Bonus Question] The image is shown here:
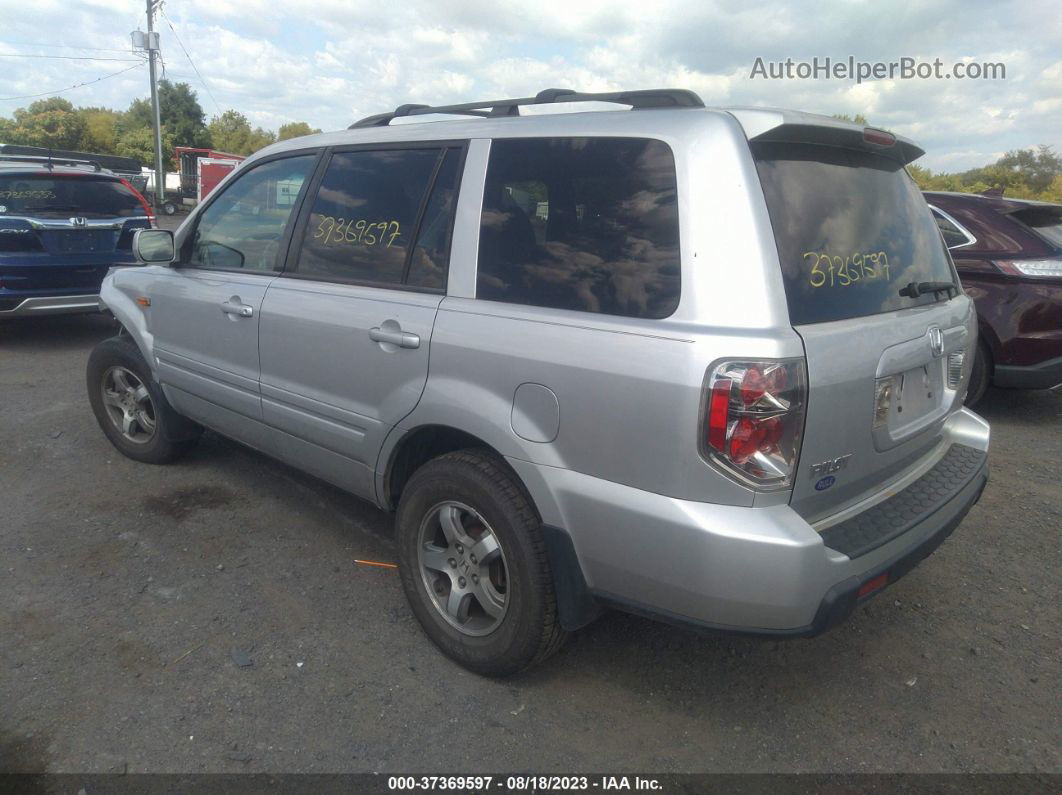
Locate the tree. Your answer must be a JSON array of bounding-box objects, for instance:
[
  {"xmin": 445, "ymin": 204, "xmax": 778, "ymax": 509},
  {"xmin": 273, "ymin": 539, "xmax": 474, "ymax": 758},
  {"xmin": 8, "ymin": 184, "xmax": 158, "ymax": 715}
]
[
  {"xmin": 123, "ymin": 97, "xmax": 155, "ymax": 130},
  {"xmin": 208, "ymin": 109, "xmax": 276, "ymax": 155},
  {"xmin": 8, "ymin": 102, "xmax": 86, "ymax": 150},
  {"xmin": 988, "ymin": 145, "xmax": 1062, "ymax": 194},
  {"xmin": 80, "ymin": 107, "xmax": 122, "ymax": 154},
  {"xmin": 116, "ymin": 125, "xmax": 175, "ymax": 169},
  {"xmin": 14, "ymin": 97, "xmax": 76, "ymax": 122},
  {"xmin": 832, "ymin": 112, "xmax": 869, "ymax": 125},
  {"xmin": 277, "ymin": 121, "xmax": 322, "ymax": 141},
  {"xmin": 157, "ymin": 80, "xmax": 211, "ymax": 147}
]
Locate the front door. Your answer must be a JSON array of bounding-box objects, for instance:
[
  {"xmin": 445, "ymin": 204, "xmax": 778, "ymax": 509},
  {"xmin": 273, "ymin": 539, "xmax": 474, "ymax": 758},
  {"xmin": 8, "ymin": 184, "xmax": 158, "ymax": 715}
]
[
  {"xmin": 258, "ymin": 145, "xmax": 464, "ymax": 498},
  {"xmin": 150, "ymin": 153, "xmax": 318, "ymax": 440}
]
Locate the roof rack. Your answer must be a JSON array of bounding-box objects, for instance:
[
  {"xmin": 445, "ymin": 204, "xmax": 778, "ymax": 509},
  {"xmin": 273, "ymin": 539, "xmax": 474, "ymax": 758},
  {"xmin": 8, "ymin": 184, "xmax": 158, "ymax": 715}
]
[
  {"xmin": 0, "ymin": 153, "xmax": 104, "ymax": 171},
  {"xmin": 350, "ymin": 87, "xmax": 704, "ymax": 129}
]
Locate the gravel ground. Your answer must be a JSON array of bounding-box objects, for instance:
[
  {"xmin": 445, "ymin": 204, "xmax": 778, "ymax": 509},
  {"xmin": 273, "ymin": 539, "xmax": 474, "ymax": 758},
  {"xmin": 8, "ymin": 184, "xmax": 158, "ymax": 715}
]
[{"xmin": 0, "ymin": 310, "xmax": 1059, "ymax": 775}]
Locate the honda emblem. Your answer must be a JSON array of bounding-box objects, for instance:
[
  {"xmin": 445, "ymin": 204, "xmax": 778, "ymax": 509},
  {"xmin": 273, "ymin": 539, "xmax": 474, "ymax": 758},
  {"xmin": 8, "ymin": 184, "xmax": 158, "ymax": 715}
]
[{"xmin": 928, "ymin": 326, "xmax": 944, "ymax": 358}]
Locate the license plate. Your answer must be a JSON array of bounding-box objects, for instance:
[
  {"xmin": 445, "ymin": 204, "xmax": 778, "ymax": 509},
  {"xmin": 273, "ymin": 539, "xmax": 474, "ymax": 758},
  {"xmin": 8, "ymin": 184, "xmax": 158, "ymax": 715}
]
[
  {"xmin": 891, "ymin": 363, "xmax": 944, "ymax": 429},
  {"xmin": 51, "ymin": 230, "xmax": 115, "ymax": 253}
]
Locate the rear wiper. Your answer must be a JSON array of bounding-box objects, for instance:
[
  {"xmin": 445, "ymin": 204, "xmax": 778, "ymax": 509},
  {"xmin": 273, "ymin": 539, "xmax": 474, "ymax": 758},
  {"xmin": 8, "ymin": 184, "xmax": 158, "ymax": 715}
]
[
  {"xmin": 22, "ymin": 205, "xmax": 82, "ymax": 211},
  {"xmin": 898, "ymin": 280, "xmax": 958, "ymax": 298}
]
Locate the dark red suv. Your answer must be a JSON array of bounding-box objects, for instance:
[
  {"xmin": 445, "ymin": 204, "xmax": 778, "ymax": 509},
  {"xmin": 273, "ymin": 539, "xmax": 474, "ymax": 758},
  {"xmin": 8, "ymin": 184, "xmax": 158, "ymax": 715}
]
[{"xmin": 925, "ymin": 191, "xmax": 1062, "ymax": 404}]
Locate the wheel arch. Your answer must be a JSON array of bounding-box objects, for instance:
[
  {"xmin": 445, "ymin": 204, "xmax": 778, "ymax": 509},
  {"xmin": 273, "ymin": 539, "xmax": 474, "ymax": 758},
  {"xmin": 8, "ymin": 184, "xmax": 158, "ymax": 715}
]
[
  {"xmin": 379, "ymin": 424, "xmax": 527, "ymax": 512},
  {"xmin": 100, "ymin": 278, "xmax": 157, "ymax": 378},
  {"xmin": 381, "ymin": 422, "xmax": 600, "ymax": 631}
]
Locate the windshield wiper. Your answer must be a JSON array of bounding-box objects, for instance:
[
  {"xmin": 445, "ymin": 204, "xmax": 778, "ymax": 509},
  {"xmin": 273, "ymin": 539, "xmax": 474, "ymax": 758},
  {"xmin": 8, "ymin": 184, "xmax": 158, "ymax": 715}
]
[
  {"xmin": 21, "ymin": 205, "xmax": 83, "ymax": 212},
  {"xmin": 898, "ymin": 280, "xmax": 958, "ymax": 298}
]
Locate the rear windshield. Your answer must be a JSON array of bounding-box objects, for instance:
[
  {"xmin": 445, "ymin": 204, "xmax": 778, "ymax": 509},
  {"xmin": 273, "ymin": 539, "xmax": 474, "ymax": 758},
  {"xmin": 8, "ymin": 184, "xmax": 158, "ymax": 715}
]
[
  {"xmin": 1010, "ymin": 205, "xmax": 1062, "ymax": 249},
  {"xmin": 0, "ymin": 174, "xmax": 143, "ymax": 218},
  {"xmin": 753, "ymin": 142, "xmax": 955, "ymax": 325}
]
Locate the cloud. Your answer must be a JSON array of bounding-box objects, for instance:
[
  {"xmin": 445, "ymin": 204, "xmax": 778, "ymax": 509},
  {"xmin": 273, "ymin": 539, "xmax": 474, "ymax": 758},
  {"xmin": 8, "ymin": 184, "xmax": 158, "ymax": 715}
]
[{"xmin": 0, "ymin": 0, "xmax": 1058, "ymax": 171}]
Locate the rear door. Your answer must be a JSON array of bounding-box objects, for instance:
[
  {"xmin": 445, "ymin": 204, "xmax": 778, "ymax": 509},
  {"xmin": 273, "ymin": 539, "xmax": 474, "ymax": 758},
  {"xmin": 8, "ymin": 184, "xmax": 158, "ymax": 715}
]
[
  {"xmin": 751, "ymin": 140, "xmax": 975, "ymax": 522},
  {"xmin": 149, "ymin": 154, "xmax": 317, "ymax": 431},
  {"xmin": 257, "ymin": 145, "xmax": 463, "ymax": 497},
  {"xmin": 0, "ymin": 172, "xmax": 150, "ymax": 296}
]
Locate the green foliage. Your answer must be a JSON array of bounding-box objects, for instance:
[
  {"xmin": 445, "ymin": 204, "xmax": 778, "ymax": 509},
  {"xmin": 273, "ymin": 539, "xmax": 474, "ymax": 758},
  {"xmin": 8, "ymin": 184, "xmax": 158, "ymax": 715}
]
[
  {"xmin": 116, "ymin": 125, "xmax": 176, "ymax": 170},
  {"xmin": 14, "ymin": 97, "xmax": 76, "ymax": 121},
  {"xmin": 208, "ymin": 109, "xmax": 276, "ymax": 156},
  {"xmin": 831, "ymin": 112, "xmax": 869, "ymax": 125},
  {"xmin": 277, "ymin": 121, "xmax": 322, "ymax": 141},
  {"xmin": 908, "ymin": 146, "xmax": 1062, "ymax": 202},
  {"xmin": 123, "ymin": 97, "xmax": 155, "ymax": 131},
  {"xmin": 6, "ymin": 103, "xmax": 87, "ymax": 149},
  {"xmin": 119, "ymin": 83, "xmax": 211, "ymax": 148},
  {"xmin": 157, "ymin": 80, "xmax": 212, "ymax": 147},
  {"xmin": 1, "ymin": 89, "xmax": 312, "ymax": 163},
  {"xmin": 80, "ymin": 107, "xmax": 122, "ymax": 154}
]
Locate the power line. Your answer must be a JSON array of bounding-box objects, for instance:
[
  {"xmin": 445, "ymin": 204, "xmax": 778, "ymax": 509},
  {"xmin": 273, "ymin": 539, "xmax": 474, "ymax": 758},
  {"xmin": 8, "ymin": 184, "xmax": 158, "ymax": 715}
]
[
  {"xmin": 0, "ymin": 53, "xmax": 143, "ymax": 62},
  {"xmin": 0, "ymin": 41, "xmax": 135, "ymax": 53},
  {"xmin": 0, "ymin": 62, "xmax": 145, "ymax": 102},
  {"xmin": 159, "ymin": 9, "xmax": 222, "ymax": 116}
]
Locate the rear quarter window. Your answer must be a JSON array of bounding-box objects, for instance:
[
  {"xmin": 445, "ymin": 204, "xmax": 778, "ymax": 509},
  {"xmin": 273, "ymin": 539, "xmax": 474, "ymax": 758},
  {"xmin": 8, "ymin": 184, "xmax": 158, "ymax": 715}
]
[
  {"xmin": 753, "ymin": 142, "xmax": 956, "ymax": 325},
  {"xmin": 476, "ymin": 137, "xmax": 680, "ymax": 319}
]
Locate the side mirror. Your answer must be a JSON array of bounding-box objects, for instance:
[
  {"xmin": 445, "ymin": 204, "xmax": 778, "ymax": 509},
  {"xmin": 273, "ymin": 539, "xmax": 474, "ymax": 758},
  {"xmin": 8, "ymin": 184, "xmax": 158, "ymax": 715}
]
[{"xmin": 133, "ymin": 228, "xmax": 175, "ymax": 264}]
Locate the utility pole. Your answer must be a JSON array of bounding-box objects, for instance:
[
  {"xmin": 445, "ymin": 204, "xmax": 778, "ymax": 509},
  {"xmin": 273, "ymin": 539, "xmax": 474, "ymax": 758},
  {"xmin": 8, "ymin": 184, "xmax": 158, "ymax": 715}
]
[{"xmin": 145, "ymin": 0, "xmax": 165, "ymax": 214}]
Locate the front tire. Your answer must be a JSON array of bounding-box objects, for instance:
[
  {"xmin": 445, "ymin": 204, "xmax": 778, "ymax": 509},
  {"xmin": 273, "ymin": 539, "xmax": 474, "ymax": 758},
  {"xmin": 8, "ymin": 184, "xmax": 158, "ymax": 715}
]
[
  {"xmin": 87, "ymin": 335, "xmax": 200, "ymax": 464},
  {"xmin": 396, "ymin": 450, "xmax": 567, "ymax": 676}
]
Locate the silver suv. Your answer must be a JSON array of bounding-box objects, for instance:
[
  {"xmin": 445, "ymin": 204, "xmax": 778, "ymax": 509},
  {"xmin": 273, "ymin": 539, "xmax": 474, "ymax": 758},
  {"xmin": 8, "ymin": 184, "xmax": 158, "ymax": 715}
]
[{"xmin": 86, "ymin": 89, "xmax": 990, "ymax": 675}]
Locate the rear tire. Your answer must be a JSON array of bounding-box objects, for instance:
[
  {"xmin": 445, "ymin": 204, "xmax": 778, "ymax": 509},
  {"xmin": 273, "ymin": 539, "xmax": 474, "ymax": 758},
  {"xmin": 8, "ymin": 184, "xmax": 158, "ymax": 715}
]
[
  {"xmin": 161, "ymin": 201, "xmax": 178, "ymax": 216},
  {"xmin": 965, "ymin": 342, "xmax": 991, "ymax": 406},
  {"xmin": 396, "ymin": 449, "xmax": 567, "ymax": 676},
  {"xmin": 87, "ymin": 335, "xmax": 200, "ymax": 464}
]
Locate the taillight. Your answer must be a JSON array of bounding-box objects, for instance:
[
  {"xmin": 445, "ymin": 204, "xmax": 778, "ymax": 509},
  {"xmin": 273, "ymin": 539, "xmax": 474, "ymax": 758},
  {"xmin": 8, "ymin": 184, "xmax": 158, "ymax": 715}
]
[
  {"xmin": 993, "ymin": 259, "xmax": 1062, "ymax": 279},
  {"xmin": 120, "ymin": 178, "xmax": 156, "ymax": 225},
  {"xmin": 703, "ymin": 359, "xmax": 807, "ymax": 488}
]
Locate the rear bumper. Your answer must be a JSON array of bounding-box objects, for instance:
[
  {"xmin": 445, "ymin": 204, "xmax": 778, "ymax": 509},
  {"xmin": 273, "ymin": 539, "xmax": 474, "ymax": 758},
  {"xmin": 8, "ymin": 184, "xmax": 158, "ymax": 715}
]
[
  {"xmin": 993, "ymin": 355, "xmax": 1062, "ymax": 391},
  {"xmin": 0, "ymin": 293, "xmax": 102, "ymax": 317},
  {"xmin": 510, "ymin": 407, "xmax": 990, "ymax": 634}
]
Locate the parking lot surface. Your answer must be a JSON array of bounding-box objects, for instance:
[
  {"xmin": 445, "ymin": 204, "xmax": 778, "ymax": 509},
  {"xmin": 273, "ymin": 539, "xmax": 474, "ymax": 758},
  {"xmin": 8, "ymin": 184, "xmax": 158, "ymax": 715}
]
[{"xmin": 1, "ymin": 307, "xmax": 1059, "ymax": 774}]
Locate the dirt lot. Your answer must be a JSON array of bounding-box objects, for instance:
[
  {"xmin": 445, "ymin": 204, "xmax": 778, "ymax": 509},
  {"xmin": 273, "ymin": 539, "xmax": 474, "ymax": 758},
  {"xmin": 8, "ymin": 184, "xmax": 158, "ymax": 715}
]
[{"xmin": 0, "ymin": 310, "xmax": 1059, "ymax": 775}]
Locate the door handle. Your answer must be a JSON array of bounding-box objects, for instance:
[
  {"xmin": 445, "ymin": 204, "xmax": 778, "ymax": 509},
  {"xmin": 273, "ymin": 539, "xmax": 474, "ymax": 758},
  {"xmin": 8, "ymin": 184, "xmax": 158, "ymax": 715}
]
[
  {"xmin": 369, "ymin": 326, "xmax": 420, "ymax": 349},
  {"xmin": 220, "ymin": 301, "xmax": 254, "ymax": 318}
]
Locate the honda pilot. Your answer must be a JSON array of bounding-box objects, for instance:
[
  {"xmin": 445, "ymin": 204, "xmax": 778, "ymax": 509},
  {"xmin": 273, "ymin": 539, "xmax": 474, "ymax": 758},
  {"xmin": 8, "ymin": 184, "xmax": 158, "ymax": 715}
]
[{"xmin": 85, "ymin": 89, "xmax": 990, "ymax": 675}]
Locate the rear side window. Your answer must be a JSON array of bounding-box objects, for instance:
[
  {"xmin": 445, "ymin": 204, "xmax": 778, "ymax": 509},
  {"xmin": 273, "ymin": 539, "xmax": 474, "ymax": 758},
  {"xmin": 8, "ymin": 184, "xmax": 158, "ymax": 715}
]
[
  {"xmin": 476, "ymin": 137, "xmax": 680, "ymax": 319},
  {"xmin": 295, "ymin": 148, "xmax": 460, "ymax": 288},
  {"xmin": 0, "ymin": 174, "xmax": 143, "ymax": 218},
  {"xmin": 930, "ymin": 208, "xmax": 975, "ymax": 249},
  {"xmin": 753, "ymin": 142, "xmax": 956, "ymax": 325}
]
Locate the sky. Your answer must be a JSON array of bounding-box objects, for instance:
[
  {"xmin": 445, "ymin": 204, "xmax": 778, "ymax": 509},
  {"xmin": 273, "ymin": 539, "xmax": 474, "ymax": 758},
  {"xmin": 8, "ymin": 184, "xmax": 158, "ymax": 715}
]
[{"xmin": 0, "ymin": 0, "xmax": 1058, "ymax": 171}]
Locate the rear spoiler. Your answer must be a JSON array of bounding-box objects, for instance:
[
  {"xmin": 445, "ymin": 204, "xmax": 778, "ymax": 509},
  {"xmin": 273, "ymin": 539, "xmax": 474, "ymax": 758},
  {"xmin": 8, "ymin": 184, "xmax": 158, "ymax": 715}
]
[{"xmin": 725, "ymin": 108, "xmax": 925, "ymax": 166}]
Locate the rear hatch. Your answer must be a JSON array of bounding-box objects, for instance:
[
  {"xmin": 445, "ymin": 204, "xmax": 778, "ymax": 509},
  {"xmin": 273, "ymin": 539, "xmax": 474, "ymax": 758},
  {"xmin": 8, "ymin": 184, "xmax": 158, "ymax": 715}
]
[
  {"xmin": 0, "ymin": 172, "xmax": 150, "ymax": 290},
  {"xmin": 749, "ymin": 131, "xmax": 973, "ymax": 523}
]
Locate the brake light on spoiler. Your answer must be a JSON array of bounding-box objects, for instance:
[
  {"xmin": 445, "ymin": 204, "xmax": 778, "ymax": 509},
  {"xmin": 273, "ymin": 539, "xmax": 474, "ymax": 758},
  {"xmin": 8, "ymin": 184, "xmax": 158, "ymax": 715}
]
[
  {"xmin": 863, "ymin": 127, "xmax": 896, "ymax": 147},
  {"xmin": 702, "ymin": 359, "xmax": 807, "ymax": 489}
]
